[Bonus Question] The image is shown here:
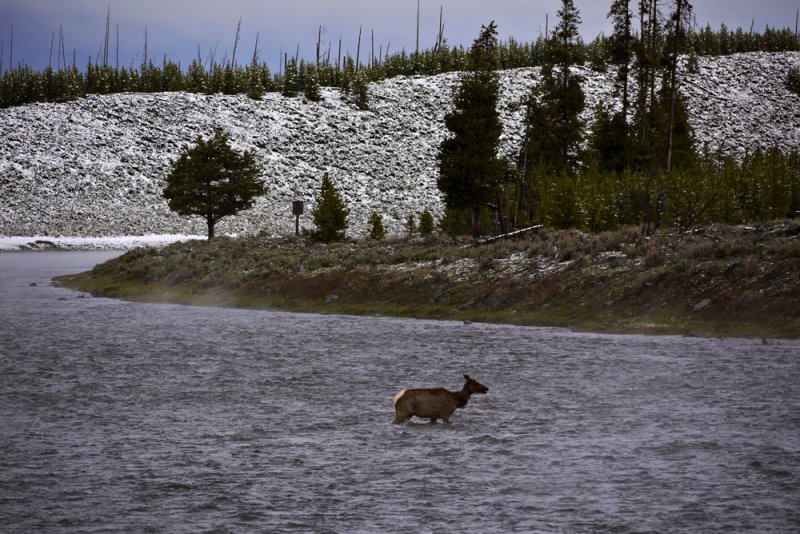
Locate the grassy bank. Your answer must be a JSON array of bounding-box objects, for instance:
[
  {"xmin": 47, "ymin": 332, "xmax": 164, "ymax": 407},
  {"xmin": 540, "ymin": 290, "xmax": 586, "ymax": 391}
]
[{"xmin": 54, "ymin": 221, "xmax": 800, "ymax": 339}]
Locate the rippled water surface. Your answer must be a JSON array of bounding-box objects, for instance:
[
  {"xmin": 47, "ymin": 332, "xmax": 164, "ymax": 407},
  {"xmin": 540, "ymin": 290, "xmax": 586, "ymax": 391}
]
[{"xmin": 1, "ymin": 251, "xmax": 799, "ymax": 532}]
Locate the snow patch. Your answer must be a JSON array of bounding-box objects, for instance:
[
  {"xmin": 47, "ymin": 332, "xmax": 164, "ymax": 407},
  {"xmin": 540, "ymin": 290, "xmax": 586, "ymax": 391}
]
[{"xmin": 0, "ymin": 234, "xmax": 204, "ymax": 251}]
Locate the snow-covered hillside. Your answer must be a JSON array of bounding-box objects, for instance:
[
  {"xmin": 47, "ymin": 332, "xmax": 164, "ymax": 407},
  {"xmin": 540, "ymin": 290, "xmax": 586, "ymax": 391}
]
[{"xmin": 1, "ymin": 52, "xmax": 798, "ymax": 242}]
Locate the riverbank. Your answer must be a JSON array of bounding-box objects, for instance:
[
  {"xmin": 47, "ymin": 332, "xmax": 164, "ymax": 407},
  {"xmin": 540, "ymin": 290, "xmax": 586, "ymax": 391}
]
[{"xmin": 54, "ymin": 221, "xmax": 800, "ymax": 339}]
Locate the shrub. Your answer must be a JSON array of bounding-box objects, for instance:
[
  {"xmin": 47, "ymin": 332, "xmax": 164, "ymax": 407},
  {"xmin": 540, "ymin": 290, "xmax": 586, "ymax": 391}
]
[{"xmin": 643, "ymin": 245, "xmax": 666, "ymax": 267}]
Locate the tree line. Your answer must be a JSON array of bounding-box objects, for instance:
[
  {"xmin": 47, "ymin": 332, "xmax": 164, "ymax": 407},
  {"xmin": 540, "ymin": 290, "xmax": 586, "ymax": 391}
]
[
  {"xmin": 9, "ymin": 1, "xmax": 800, "ymax": 240},
  {"xmin": 438, "ymin": 1, "xmax": 800, "ymax": 238},
  {"xmin": 1, "ymin": 15, "xmax": 799, "ymax": 108}
]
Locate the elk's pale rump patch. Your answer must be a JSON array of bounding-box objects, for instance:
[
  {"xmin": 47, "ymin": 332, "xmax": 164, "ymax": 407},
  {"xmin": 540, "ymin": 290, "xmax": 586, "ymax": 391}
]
[{"xmin": 392, "ymin": 389, "xmax": 407, "ymax": 406}]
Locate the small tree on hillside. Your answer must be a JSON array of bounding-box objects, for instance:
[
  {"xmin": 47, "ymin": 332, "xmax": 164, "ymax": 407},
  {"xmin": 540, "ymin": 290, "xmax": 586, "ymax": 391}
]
[
  {"xmin": 405, "ymin": 214, "xmax": 417, "ymax": 237},
  {"xmin": 304, "ymin": 63, "xmax": 322, "ymax": 102},
  {"xmin": 367, "ymin": 211, "xmax": 385, "ymax": 240},
  {"xmin": 310, "ymin": 173, "xmax": 349, "ymax": 242},
  {"xmin": 418, "ymin": 209, "xmax": 435, "ymax": 236},
  {"xmin": 282, "ymin": 58, "xmax": 299, "ymax": 97},
  {"xmin": 352, "ymin": 72, "xmax": 370, "ymax": 110},
  {"xmin": 163, "ymin": 130, "xmax": 265, "ymax": 240}
]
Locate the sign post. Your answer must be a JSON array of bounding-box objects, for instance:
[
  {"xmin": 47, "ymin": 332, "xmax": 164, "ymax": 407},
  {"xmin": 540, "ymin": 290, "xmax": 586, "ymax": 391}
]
[{"xmin": 292, "ymin": 200, "xmax": 304, "ymax": 236}]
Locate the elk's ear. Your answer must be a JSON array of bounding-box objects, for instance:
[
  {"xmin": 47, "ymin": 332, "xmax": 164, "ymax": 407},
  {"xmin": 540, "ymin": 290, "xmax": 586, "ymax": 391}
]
[{"xmin": 464, "ymin": 374, "xmax": 471, "ymax": 381}]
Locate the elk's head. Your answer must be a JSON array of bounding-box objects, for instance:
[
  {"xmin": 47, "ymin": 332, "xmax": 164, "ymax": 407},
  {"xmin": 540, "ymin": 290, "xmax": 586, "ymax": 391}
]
[{"xmin": 463, "ymin": 374, "xmax": 489, "ymax": 395}]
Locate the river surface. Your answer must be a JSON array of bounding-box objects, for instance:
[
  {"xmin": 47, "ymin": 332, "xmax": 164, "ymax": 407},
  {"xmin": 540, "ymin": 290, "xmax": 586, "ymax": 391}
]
[{"xmin": 1, "ymin": 251, "xmax": 799, "ymax": 532}]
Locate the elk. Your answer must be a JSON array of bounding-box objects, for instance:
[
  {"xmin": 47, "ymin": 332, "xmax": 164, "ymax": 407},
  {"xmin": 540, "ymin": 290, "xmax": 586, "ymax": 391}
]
[{"xmin": 392, "ymin": 374, "xmax": 489, "ymax": 424}]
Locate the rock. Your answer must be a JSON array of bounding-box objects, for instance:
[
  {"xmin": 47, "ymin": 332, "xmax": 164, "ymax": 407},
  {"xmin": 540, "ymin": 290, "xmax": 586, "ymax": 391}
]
[
  {"xmin": 324, "ymin": 293, "xmax": 339, "ymax": 304},
  {"xmin": 693, "ymin": 298, "xmax": 712, "ymax": 312}
]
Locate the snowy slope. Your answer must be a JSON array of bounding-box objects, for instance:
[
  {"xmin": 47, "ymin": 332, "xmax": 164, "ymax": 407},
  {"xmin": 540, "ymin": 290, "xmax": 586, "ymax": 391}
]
[{"xmin": 1, "ymin": 51, "xmax": 798, "ymax": 241}]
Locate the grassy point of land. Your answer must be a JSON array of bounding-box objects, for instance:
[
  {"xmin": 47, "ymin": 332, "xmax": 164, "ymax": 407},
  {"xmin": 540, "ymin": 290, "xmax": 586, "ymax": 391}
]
[{"xmin": 55, "ymin": 221, "xmax": 800, "ymax": 339}]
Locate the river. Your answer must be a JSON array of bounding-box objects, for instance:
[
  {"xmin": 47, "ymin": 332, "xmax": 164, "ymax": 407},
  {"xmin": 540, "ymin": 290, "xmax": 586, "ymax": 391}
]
[{"xmin": 1, "ymin": 251, "xmax": 798, "ymax": 532}]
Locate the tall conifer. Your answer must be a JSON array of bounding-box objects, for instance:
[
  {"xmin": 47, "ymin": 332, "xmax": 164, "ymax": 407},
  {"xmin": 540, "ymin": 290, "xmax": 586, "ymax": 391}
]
[
  {"xmin": 520, "ymin": 0, "xmax": 585, "ymax": 176},
  {"xmin": 437, "ymin": 21, "xmax": 503, "ymax": 237}
]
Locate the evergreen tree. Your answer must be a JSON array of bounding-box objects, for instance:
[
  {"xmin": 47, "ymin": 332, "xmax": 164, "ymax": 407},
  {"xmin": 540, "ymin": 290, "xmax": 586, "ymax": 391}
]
[
  {"xmin": 418, "ymin": 209, "xmax": 435, "ymax": 236},
  {"xmin": 520, "ymin": 0, "xmax": 585, "ymax": 176},
  {"xmin": 547, "ymin": 0, "xmax": 584, "ymax": 87},
  {"xmin": 588, "ymin": 102, "xmax": 629, "ymax": 174},
  {"xmin": 186, "ymin": 60, "xmax": 207, "ymax": 93},
  {"xmin": 281, "ymin": 58, "xmax": 299, "ymax": 97},
  {"xmin": 788, "ymin": 67, "xmax": 800, "ymax": 95},
  {"xmin": 163, "ymin": 130, "xmax": 265, "ymax": 240},
  {"xmin": 367, "ymin": 212, "xmax": 385, "ymax": 240},
  {"xmin": 310, "ymin": 173, "xmax": 349, "ymax": 242},
  {"xmin": 404, "ymin": 214, "xmax": 417, "ymax": 237},
  {"xmin": 437, "ymin": 21, "xmax": 504, "ymax": 237},
  {"xmin": 161, "ymin": 60, "xmax": 183, "ymax": 92},
  {"xmin": 625, "ymin": 0, "xmax": 696, "ymax": 175},
  {"xmin": 304, "ymin": 63, "xmax": 322, "ymax": 102},
  {"xmin": 633, "ymin": 0, "xmax": 663, "ymax": 160},
  {"xmin": 245, "ymin": 64, "xmax": 264, "ymax": 100},
  {"xmin": 352, "ymin": 72, "xmax": 369, "ymax": 110},
  {"xmin": 608, "ymin": 0, "xmax": 634, "ymax": 122}
]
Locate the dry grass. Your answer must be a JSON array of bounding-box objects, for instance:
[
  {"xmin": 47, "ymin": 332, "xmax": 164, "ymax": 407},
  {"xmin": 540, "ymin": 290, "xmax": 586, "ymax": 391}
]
[{"xmin": 65, "ymin": 219, "xmax": 800, "ymax": 338}]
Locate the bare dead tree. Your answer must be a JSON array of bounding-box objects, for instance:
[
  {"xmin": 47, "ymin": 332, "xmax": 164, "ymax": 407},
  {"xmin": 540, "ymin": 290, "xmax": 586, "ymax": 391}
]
[
  {"xmin": 115, "ymin": 22, "xmax": 119, "ymax": 69},
  {"xmin": 231, "ymin": 18, "xmax": 242, "ymax": 67},
  {"xmin": 356, "ymin": 26, "xmax": 362, "ymax": 72},
  {"xmin": 102, "ymin": 6, "xmax": 110, "ymax": 67},
  {"xmin": 416, "ymin": 0, "xmax": 420, "ymax": 56},
  {"xmin": 59, "ymin": 25, "xmax": 65, "ymax": 70},
  {"xmin": 252, "ymin": 33, "xmax": 260, "ymax": 66},
  {"xmin": 49, "ymin": 32, "xmax": 55, "ymax": 69},
  {"xmin": 666, "ymin": 0, "xmax": 692, "ymax": 174},
  {"xmin": 436, "ymin": 5, "xmax": 445, "ymax": 52},
  {"xmin": 316, "ymin": 25, "xmax": 322, "ymax": 67}
]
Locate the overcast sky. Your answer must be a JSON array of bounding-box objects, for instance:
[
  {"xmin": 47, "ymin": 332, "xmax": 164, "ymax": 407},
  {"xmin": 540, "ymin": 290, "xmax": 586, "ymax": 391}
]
[{"xmin": 2, "ymin": 1, "xmax": 798, "ymax": 73}]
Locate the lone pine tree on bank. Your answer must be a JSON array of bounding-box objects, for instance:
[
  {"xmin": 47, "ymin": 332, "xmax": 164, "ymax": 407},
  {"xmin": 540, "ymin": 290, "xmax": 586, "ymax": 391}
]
[
  {"xmin": 163, "ymin": 130, "xmax": 265, "ymax": 240},
  {"xmin": 310, "ymin": 173, "xmax": 350, "ymax": 243}
]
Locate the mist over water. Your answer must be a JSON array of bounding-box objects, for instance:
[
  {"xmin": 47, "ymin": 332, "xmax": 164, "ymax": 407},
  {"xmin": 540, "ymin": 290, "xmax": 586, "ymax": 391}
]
[{"xmin": 1, "ymin": 252, "xmax": 799, "ymax": 532}]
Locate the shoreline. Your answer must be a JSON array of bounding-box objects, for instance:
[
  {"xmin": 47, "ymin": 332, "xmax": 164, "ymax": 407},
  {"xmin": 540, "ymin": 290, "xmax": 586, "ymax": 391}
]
[
  {"xmin": 0, "ymin": 235, "xmax": 205, "ymax": 252},
  {"xmin": 53, "ymin": 222, "xmax": 800, "ymax": 340}
]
